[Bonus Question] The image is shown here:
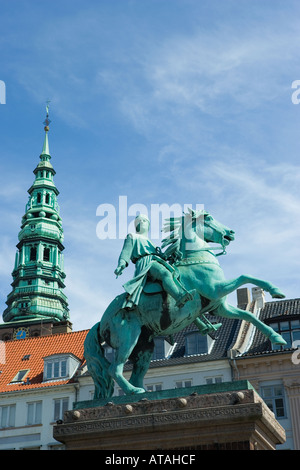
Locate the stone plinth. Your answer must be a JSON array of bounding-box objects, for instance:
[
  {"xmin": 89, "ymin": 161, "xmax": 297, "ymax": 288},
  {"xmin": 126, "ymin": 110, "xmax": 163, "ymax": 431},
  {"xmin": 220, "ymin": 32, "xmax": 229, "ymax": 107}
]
[{"xmin": 53, "ymin": 381, "xmax": 285, "ymax": 450}]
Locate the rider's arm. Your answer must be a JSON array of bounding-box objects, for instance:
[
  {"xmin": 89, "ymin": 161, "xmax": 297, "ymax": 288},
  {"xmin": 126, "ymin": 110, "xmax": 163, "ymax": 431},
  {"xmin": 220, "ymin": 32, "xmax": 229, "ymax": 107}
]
[{"xmin": 114, "ymin": 234, "xmax": 134, "ymax": 276}]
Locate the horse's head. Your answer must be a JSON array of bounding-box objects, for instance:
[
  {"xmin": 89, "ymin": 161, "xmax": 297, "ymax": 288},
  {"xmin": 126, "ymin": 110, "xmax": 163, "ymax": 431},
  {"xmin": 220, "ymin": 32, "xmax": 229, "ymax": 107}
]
[
  {"xmin": 187, "ymin": 208, "xmax": 235, "ymax": 252},
  {"xmin": 162, "ymin": 208, "xmax": 235, "ymax": 261}
]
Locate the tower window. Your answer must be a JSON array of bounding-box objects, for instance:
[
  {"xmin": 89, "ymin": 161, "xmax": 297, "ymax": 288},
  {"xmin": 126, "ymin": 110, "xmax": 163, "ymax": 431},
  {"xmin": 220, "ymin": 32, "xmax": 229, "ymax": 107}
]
[
  {"xmin": 43, "ymin": 247, "xmax": 50, "ymax": 262},
  {"xmin": 45, "ymin": 193, "xmax": 50, "ymax": 204},
  {"xmin": 37, "ymin": 193, "xmax": 41, "ymax": 204},
  {"xmin": 30, "ymin": 247, "xmax": 37, "ymax": 261}
]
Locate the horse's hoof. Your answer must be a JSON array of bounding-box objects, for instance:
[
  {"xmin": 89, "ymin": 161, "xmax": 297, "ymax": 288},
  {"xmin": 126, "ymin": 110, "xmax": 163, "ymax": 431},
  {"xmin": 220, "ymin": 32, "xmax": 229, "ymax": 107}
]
[
  {"xmin": 129, "ymin": 387, "xmax": 145, "ymax": 395},
  {"xmin": 270, "ymin": 333, "xmax": 287, "ymax": 346},
  {"xmin": 270, "ymin": 288, "xmax": 285, "ymax": 299}
]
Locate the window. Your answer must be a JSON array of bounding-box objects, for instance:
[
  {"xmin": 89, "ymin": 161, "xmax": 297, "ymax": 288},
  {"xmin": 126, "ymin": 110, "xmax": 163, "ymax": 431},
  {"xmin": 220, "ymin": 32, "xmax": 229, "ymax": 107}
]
[
  {"xmin": 27, "ymin": 401, "xmax": 42, "ymax": 425},
  {"xmin": 30, "ymin": 246, "xmax": 37, "ymax": 261},
  {"xmin": 146, "ymin": 383, "xmax": 162, "ymax": 392},
  {"xmin": 185, "ymin": 331, "xmax": 212, "ymax": 355},
  {"xmin": 269, "ymin": 318, "xmax": 300, "ymax": 350},
  {"xmin": 43, "ymin": 354, "xmax": 80, "ymax": 382},
  {"xmin": 45, "ymin": 193, "xmax": 50, "ymax": 204},
  {"xmin": 152, "ymin": 337, "xmax": 174, "ymax": 360},
  {"xmin": 0, "ymin": 404, "xmax": 16, "ymax": 428},
  {"xmin": 153, "ymin": 338, "xmax": 165, "ymax": 360},
  {"xmin": 54, "ymin": 398, "xmax": 69, "ymax": 421},
  {"xmin": 175, "ymin": 380, "xmax": 192, "ymax": 389},
  {"xmin": 45, "ymin": 359, "xmax": 67, "ymax": 380},
  {"xmin": 11, "ymin": 369, "xmax": 30, "ymax": 383},
  {"xmin": 104, "ymin": 346, "xmax": 115, "ymax": 363},
  {"xmin": 43, "ymin": 247, "xmax": 50, "ymax": 262},
  {"xmin": 37, "ymin": 193, "xmax": 41, "ymax": 204},
  {"xmin": 260, "ymin": 385, "xmax": 286, "ymax": 419},
  {"xmin": 205, "ymin": 376, "xmax": 223, "ymax": 385}
]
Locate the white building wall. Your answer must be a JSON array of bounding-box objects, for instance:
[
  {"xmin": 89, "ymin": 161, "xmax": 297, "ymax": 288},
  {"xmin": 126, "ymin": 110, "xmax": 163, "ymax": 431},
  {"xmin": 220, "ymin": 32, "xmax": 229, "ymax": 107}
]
[
  {"xmin": 0, "ymin": 385, "xmax": 77, "ymax": 450},
  {"xmin": 76, "ymin": 359, "xmax": 233, "ymax": 401}
]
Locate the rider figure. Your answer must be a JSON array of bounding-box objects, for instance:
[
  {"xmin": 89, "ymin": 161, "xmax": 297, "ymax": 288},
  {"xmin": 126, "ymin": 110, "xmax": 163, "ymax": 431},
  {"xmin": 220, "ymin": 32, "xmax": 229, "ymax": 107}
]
[{"xmin": 114, "ymin": 214, "xmax": 196, "ymax": 310}]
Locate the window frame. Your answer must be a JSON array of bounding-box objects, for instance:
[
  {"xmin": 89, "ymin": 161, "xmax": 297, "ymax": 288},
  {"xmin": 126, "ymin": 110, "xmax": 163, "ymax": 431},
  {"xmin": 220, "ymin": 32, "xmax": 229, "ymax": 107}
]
[
  {"xmin": 53, "ymin": 397, "xmax": 69, "ymax": 422},
  {"xmin": 10, "ymin": 369, "xmax": 30, "ymax": 383},
  {"xmin": 260, "ymin": 384, "xmax": 287, "ymax": 420},
  {"xmin": 27, "ymin": 401, "xmax": 42, "ymax": 425},
  {"xmin": 184, "ymin": 330, "xmax": 213, "ymax": 356},
  {"xmin": 44, "ymin": 357, "xmax": 68, "ymax": 381},
  {"xmin": 269, "ymin": 318, "xmax": 300, "ymax": 350},
  {"xmin": 175, "ymin": 379, "xmax": 193, "ymax": 389},
  {"xmin": 43, "ymin": 354, "xmax": 80, "ymax": 382},
  {"xmin": 0, "ymin": 404, "xmax": 16, "ymax": 428}
]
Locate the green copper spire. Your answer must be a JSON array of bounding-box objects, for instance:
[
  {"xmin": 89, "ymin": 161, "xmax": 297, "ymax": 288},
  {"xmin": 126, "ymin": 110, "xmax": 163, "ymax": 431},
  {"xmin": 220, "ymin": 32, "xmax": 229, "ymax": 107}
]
[{"xmin": 3, "ymin": 105, "xmax": 69, "ymax": 324}]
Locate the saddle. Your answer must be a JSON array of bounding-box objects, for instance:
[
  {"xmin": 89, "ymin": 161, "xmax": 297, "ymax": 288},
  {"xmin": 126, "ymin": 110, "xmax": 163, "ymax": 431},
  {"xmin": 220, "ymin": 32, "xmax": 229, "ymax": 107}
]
[{"xmin": 143, "ymin": 281, "xmax": 163, "ymax": 294}]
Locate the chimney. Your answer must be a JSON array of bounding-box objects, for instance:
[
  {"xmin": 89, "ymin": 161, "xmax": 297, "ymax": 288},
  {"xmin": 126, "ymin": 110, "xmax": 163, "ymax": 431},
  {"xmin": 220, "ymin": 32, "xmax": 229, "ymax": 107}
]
[
  {"xmin": 252, "ymin": 287, "xmax": 265, "ymax": 309},
  {"xmin": 237, "ymin": 288, "xmax": 251, "ymax": 310}
]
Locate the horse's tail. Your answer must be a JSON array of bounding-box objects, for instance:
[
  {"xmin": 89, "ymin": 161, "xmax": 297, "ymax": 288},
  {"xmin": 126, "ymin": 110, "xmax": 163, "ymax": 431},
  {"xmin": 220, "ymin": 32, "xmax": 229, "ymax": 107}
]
[{"xmin": 84, "ymin": 322, "xmax": 115, "ymax": 399}]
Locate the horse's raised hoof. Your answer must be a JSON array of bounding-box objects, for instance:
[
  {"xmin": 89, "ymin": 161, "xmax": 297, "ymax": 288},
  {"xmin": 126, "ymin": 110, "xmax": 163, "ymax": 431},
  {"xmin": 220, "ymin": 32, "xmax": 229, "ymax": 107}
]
[
  {"xmin": 269, "ymin": 287, "xmax": 285, "ymax": 299},
  {"xmin": 269, "ymin": 333, "xmax": 287, "ymax": 346}
]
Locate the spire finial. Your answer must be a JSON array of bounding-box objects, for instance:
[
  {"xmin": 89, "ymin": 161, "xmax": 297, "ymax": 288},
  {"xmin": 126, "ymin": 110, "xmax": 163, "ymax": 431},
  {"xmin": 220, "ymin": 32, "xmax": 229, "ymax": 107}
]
[
  {"xmin": 43, "ymin": 99, "xmax": 51, "ymax": 131},
  {"xmin": 41, "ymin": 100, "xmax": 51, "ymax": 157}
]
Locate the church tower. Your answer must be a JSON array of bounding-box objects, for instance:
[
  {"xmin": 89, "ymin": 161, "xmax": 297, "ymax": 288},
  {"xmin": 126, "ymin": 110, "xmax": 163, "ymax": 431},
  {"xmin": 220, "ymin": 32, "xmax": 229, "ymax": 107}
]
[{"xmin": 2, "ymin": 105, "xmax": 70, "ymax": 334}]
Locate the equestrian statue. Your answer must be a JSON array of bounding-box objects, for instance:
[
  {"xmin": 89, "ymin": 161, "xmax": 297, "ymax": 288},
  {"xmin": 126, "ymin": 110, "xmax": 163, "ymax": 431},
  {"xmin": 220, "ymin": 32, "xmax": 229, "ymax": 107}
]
[{"xmin": 84, "ymin": 209, "xmax": 286, "ymax": 398}]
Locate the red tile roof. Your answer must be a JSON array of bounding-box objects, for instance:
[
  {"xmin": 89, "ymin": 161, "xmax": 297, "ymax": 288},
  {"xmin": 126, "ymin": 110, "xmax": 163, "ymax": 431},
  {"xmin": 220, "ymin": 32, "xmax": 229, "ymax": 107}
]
[{"xmin": 0, "ymin": 330, "xmax": 89, "ymax": 393}]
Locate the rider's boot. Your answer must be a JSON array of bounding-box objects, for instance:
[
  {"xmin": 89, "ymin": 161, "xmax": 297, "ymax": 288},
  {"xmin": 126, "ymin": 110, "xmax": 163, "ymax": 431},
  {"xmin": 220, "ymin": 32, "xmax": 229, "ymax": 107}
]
[
  {"xmin": 193, "ymin": 317, "xmax": 222, "ymax": 335},
  {"xmin": 175, "ymin": 289, "xmax": 196, "ymax": 308}
]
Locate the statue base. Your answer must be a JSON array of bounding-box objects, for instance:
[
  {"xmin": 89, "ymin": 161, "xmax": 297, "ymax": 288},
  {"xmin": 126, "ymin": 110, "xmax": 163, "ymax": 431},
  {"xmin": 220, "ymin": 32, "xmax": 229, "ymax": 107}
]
[{"xmin": 53, "ymin": 381, "xmax": 285, "ymax": 450}]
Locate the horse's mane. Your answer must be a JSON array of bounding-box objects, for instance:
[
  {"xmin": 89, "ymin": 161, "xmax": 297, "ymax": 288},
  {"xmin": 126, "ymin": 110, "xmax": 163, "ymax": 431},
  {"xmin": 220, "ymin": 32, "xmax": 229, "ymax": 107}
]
[
  {"xmin": 161, "ymin": 216, "xmax": 183, "ymax": 263},
  {"xmin": 161, "ymin": 208, "xmax": 206, "ymax": 263}
]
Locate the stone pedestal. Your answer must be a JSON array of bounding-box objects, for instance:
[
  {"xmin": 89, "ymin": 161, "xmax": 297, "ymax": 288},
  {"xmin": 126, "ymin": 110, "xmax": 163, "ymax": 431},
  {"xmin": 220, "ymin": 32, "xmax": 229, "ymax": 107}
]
[{"xmin": 53, "ymin": 381, "xmax": 285, "ymax": 450}]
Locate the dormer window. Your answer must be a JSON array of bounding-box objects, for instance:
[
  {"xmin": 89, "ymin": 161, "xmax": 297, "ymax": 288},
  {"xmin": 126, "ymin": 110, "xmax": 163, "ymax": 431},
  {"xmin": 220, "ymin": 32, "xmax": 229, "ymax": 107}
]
[
  {"xmin": 152, "ymin": 337, "xmax": 174, "ymax": 360},
  {"xmin": 104, "ymin": 345, "xmax": 115, "ymax": 363},
  {"xmin": 269, "ymin": 318, "xmax": 300, "ymax": 350},
  {"xmin": 185, "ymin": 331, "xmax": 213, "ymax": 356},
  {"xmin": 43, "ymin": 354, "xmax": 80, "ymax": 381}
]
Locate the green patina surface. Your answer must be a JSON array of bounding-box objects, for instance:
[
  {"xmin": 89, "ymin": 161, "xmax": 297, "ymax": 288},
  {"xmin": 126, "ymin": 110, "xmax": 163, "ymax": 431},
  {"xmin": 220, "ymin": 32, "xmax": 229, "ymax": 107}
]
[
  {"xmin": 74, "ymin": 380, "xmax": 255, "ymax": 410},
  {"xmin": 3, "ymin": 104, "xmax": 69, "ymax": 324},
  {"xmin": 84, "ymin": 209, "xmax": 286, "ymax": 399}
]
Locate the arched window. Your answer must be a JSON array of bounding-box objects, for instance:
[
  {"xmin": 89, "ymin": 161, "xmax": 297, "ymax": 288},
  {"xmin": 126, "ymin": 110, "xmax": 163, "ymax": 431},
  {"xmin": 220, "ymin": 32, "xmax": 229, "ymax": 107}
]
[{"xmin": 45, "ymin": 193, "xmax": 50, "ymax": 204}]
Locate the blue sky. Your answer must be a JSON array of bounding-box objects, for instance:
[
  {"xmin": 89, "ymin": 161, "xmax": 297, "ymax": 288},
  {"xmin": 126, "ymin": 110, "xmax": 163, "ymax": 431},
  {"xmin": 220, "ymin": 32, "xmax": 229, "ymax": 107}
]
[{"xmin": 0, "ymin": 0, "xmax": 300, "ymax": 331}]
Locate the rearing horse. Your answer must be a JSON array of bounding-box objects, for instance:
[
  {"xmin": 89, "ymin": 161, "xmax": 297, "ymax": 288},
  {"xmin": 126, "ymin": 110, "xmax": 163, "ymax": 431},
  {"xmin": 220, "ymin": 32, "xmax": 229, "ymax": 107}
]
[{"xmin": 84, "ymin": 209, "xmax": 286, "ymax": 398}]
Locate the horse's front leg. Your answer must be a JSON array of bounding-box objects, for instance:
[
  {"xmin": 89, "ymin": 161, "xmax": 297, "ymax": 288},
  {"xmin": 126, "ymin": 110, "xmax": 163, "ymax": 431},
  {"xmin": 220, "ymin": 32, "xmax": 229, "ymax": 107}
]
[
  {"xmin": 108, "ymin": 311, "xmax": 145, "ymax": 395},
  {"xmin": 212, "ymin": 274, "xmax": 285, "ymax": 300},
  {"xmin": 215, "ymin": 300, "xmax": 286, "ymax": 345}
]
